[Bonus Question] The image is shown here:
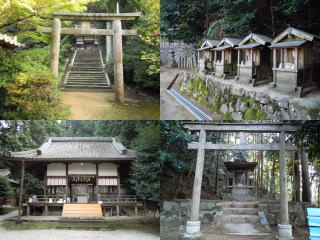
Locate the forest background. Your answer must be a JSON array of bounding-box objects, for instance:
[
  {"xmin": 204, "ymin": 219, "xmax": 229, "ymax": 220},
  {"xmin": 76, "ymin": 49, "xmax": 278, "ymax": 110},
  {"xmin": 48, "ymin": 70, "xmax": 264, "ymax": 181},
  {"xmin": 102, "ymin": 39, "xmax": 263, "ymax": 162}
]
[{"xmin": 161, "ymin": 0, "xmax": 320, "ymax": 44}]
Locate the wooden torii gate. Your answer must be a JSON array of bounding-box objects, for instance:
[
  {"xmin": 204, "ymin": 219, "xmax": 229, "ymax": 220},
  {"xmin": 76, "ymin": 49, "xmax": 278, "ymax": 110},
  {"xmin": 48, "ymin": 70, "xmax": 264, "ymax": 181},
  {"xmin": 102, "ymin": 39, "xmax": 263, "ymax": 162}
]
[
  {"xmin": 183, "ymin": 122, "xmax": 307, "ymax": 240},
  {"xmin": 39, "ymin": 12, "xmax": 141, "ymax": 103}
]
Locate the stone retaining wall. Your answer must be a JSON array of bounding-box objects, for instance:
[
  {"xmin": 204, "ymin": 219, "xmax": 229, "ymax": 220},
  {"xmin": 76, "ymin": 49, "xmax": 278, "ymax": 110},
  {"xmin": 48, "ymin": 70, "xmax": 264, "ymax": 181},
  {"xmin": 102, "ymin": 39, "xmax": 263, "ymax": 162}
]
[
  {"xmin": 160, "ymin": 38, "xmax": 196, "ymax": 66},
  {"xmin": 161, "ymin": 200, "xmax": 310, "ymax": 226},
  {"xmin": 180, "ymin": 72, "xmax": 320, "ymax": 120}
]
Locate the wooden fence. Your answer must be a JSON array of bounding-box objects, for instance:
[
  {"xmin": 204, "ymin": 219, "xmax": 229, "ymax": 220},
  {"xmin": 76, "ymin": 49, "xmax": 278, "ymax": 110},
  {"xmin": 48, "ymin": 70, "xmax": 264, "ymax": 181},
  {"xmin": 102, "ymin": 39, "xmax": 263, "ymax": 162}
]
[{"xmin": 178, "ymin": 53, "xmax": 197, "ymax": 69}]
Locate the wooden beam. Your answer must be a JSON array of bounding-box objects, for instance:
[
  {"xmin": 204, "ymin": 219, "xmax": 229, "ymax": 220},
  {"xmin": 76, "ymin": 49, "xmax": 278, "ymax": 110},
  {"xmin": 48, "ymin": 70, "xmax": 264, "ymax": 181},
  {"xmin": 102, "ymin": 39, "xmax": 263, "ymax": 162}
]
[
  {"xmin": 188, "ymin": 142, "xmax": 297, "ymax": 151},
  {"xmin": 184, "ymin": 123, "xmax": 301, "ymax": 132},
  {"xmin": 39, "ymin": 27, "xmax": 137, "ymax": 36}
]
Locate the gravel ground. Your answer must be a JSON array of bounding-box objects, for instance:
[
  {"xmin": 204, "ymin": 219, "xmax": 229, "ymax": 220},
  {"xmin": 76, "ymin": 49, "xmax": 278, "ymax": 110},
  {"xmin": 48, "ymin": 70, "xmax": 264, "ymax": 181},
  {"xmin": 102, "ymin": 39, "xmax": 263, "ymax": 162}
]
[{"xmin": 0, "ymin": 229, "xmax": 160, "ymax": 240}]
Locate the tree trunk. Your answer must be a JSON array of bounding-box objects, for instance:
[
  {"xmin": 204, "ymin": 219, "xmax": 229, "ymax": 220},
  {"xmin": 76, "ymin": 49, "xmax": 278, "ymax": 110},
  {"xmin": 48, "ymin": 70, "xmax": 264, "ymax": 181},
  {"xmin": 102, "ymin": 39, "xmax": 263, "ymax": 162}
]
[
  {"xmin": 293, "ymin": 151, "xmax": 301, "ymax": 202},
  {"xmin": 270, "ymin": 0, "xmax": 276, "ymax": 37},
  {"xmin": 270, "ymin": 155, "xmax": 276, "ymax": 198},
  {"xmin": 301, "ymin": 151, "xmax": 312, "ymax": 203}
]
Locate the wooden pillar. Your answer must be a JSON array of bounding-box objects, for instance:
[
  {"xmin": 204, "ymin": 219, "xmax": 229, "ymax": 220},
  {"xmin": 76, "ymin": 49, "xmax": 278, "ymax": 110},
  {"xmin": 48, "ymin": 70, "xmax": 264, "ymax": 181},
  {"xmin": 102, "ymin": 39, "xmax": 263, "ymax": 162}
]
[
  {"xmin": 117, "ymin": 167, "xmax": 121, "ymax": 196},
  {"xmin": 16, "ymin": 160, "xmax": 25, "ymax": 224},
  {"xmin": 27, "ymin": 205, "xmax": 30, "ymax": 216},
  {"xmin": 106, "ymin": 21, "xmax": 113, "ymax": 63},
  {"xmin": 279, "ymin": 130, "xmax": 289, "ymax": 225},
  {"xmin": 190, "ymin": 129, "xmax": 206, "ymax": 222},
  {"xmin": 96, "ymin": 163, "xmax": 100, "ymax": 201},
  {"xmin": 116, "ymin": 204, "xmax": 120, "ymax": 217},
  {"xmin": 273, "ymin": 49, "xmax": 277, "ymax": 68},
  {"xmin": 135, "ymin": 204, "xmax": 138, "ymax": 215},
  {"xmin": 294, "ymin": 47, "xmax": 298, "ymax": 71},
  {"xmin": 65, "ymin": 163, "xmax": 68, "ymax": 199},
  {"xmin": 250, "ymin": 49, "xmax": 253, "ymax": 66},
  {"xmin": 113, "ymin": 19, "xmax": 125, "ymax": 103},
  {"xmin": 110, "ymin": 207, "xmax": 113, "ymax": 216},
  {"xmin": 50, "ymin": 18, "xmax": 61, "ymax": 78},
  {"xmin": 45, "ymin": 205, "xmax": 48, "ymax": 216}
]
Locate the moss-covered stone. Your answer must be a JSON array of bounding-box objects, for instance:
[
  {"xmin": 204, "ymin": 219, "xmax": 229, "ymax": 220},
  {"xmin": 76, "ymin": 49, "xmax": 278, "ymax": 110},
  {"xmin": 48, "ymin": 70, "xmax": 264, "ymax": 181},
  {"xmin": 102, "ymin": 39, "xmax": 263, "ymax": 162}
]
[
  {"xmin": 224, "ymin": 112, "xmax": 232, "ymax": 120},
  {"xmin": 308, "ymin": 108, "xmax": 320, "ymax": 119},
  {"xmin": 256, "ymin": 109, "xmax": 266, "ymax": 120},
  {"xmin": 244, "ymin": 108, "xmax": 257, "ymax": 120}
]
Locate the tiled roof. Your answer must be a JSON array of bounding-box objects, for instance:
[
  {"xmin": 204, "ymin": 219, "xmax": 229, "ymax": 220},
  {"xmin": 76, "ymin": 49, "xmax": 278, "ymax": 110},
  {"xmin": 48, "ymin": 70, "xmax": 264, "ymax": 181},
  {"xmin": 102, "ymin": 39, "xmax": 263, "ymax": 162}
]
[
  {"xmin": 269, "ymin": 40, "xmax": 307, "ymax": 48},
  {"xmin": 0, "ymin": 34, "xmax": 24, "ymax": 49},
  {"xmin": 10, "ymin": 137, "xmax": 136, "ymax": 161}
]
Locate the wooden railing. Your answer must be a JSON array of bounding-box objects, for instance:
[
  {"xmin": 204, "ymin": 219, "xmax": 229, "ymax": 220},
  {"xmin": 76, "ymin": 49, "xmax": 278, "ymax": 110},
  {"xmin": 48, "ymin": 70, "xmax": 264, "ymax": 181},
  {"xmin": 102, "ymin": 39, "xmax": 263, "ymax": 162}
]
[
  {"xmin": 26, "ymin": 195, "xmax": 68, "ymax": 203},
  {"xmin": 26, "ymin": 194, "xmax": 139, "ymax": 204},
  {"xmin": 99, "ymin": 194, "xmax": 138, "ymax": 203}
]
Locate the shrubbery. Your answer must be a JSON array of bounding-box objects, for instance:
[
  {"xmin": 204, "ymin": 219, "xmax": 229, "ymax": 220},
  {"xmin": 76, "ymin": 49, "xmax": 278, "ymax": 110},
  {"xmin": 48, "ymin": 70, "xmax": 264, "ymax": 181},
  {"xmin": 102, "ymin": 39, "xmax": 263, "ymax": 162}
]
[{"xmin": 0, "ymin": 176, "xmax": 12, "ymax": 204}]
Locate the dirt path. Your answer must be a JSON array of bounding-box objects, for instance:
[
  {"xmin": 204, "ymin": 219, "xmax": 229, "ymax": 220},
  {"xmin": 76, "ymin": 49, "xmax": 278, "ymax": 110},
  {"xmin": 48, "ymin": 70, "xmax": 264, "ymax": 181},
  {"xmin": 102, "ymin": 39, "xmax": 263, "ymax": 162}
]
[
  {"xmin": 0, "ymin": 229, "xmax": 159, "ymax": 240},
  {"xmin": 160, "ymin": 66, "xmax": 196, "ymax": 120},
  {"xmin": 60, "ymin": 89, "xmax": 159, "ymax": 120}
]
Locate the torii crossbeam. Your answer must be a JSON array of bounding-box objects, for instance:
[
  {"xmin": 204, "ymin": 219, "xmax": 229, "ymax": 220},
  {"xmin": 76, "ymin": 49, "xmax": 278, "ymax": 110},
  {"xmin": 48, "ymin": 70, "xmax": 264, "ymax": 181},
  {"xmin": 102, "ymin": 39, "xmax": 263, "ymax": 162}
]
[{"xmin": 39, "ymin": 12, "xmax": 141, "ymax": 103}]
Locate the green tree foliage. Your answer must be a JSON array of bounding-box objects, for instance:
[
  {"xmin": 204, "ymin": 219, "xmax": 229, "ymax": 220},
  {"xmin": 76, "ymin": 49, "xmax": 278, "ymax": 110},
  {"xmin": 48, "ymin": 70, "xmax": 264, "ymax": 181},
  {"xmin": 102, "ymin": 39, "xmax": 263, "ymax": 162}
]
[
  {"xmin": 161, "ymin": 0, "xmax": 320, "ymax": 43},
  {"xmin": 129, "ymin": 122, "xmax": 160, "ymax": 202},
  {"xmin": 0, "ymin": 175, "xmax": 12, "ymax": 203}
]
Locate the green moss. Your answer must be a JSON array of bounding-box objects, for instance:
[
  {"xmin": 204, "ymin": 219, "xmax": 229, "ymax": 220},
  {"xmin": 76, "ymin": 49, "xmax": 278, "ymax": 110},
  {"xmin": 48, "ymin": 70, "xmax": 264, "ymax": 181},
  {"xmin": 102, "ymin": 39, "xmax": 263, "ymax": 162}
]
[
  {"xmin": 187, "ymin": 79, "xmax": 209, "ymax": 96},
  {"xmin": 224, "ymin": 112, "xmax": 233, "ymax": 120},
  {"xmin": 230, "ymin": 95, "xmax": 238, "ymax": 105},
  {"xmin": 308, "ymin": 108, "xmax": 320, "ymax": 119},
  {"xmin": 244, "ymin": 108, "xmax": 257, "ymax": 120},
  {"xmin": 256, "ymin": 109, "xmax": 266, "ymax": 120},
  {"xmin": 211, "ymin": 90, "xmax": 223, "ymax": 113}
]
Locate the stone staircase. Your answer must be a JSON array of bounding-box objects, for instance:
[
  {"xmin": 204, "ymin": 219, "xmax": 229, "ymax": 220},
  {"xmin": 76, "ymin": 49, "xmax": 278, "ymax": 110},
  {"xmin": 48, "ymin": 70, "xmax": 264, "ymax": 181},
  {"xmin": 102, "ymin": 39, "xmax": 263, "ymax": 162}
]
[
  {"xmin": 61, "ymin": 48, "xmax": 112, "ymax": 91},
  {"xmin": 217, "ymin": 201, "xmax": 270, "ymax": 236}
]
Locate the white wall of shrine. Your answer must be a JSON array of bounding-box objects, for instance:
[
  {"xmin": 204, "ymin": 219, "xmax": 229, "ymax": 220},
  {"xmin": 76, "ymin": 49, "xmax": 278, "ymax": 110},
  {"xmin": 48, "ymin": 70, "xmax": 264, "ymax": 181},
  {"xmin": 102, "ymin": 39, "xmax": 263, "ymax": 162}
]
[
  {"xmin": 98, "ymin": 163, "xmax": 118, "ymax": 176},
  {"xmin": 47, "ymin": 163, "xmax": 66, "ymax": 176},
  {"xmin": 46, "ymin": 162, "xmax": 119, "ymax": 176},
  {"xmin": 68, "ymin": 163, "xmax": 96, "ymax": 175}
]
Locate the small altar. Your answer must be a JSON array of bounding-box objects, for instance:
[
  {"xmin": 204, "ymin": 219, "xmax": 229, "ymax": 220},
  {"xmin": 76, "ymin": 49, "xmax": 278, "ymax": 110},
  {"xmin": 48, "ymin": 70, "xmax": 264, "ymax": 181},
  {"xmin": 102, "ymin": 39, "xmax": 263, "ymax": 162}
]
[{"xmin": 224, "ymin": 158, "xmax": 257, "ymax": 200}]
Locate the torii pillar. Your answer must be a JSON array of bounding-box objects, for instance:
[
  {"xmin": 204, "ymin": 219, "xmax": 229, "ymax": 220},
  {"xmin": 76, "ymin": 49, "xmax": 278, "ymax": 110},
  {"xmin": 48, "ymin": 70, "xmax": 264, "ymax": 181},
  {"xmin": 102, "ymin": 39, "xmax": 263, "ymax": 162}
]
[{"xmin": 185, "ymin": 129, "xmax": 206, "ymax": 238}]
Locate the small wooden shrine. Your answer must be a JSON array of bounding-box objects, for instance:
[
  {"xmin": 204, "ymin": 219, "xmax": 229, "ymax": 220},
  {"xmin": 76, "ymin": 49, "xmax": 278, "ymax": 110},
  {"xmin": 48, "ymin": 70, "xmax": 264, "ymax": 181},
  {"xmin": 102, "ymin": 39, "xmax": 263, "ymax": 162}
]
[
  {"xmin": 269, "ymin": 27, "xmax": 320, "ymax": 97},
  {"xmin": 236, "ymin": 33, "xmax": 272, "ymax": 86},
  {"xmin": 197, "ymin": 39, "xmax": 220, "ymax": 73},
  {"xmin": 224, "ymin": 158, "xmax": 257, "ymax": 200},
  {"xmin": 213, "ymin": 37, "xmax": 241, "ymax": 79}
]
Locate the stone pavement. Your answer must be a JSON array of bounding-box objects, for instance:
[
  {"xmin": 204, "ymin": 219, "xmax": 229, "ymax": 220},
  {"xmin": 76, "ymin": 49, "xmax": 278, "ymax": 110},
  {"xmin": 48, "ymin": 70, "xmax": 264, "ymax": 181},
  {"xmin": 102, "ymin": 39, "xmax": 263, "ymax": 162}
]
[{"xmin": 0, "ymin": 210, "xmax": 18, "ymax": 222}]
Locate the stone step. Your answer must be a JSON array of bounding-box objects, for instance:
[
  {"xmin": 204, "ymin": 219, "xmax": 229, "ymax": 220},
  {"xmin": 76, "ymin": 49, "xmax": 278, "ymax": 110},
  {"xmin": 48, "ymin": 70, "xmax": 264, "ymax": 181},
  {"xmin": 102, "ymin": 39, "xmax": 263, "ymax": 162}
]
[
  {"xmin": 68, "ymin": 75, "xmax": 105, "ymax": 78},
  {"xmin": 62, "ymin": 84, "xmax": 112, "ymax": 89},
  {"xmin": 223, "ymin": 223, "xmax": 268, "ymax": 235},
  {"xmin": 65, "ymin": 83, "xmax": 109, "ymax": 87},
  {"xmin": 220, "ymin": 202, "xmax": 259, "ymax": 208},
  {"xmin": 220, "ymin": 214, "xmax": 260, "ymax": 224},
  {"xmin": 222, "ymin": 208, "xmax": 258, "ymax": 215}
]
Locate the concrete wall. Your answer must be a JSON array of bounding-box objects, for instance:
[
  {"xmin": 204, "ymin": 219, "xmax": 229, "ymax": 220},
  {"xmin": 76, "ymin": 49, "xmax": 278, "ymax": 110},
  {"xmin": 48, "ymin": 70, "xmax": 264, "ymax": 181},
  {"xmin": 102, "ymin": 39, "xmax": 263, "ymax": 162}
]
[
  {"xmin": 68, "ymin": 163, "xmax": 96, "ymax": 175},
  {"xmin": 47, "ymin": 163, "xmax": 66, "ymax": 176},
  {"xmin": 274, "ymin": 70, "xmax": 297, "ymax": 92},
  {"xmin": 238, "ymin": 66, "xmax": 253, "ymax": 83},
  {"xmin": 98, "ymin": 163, "xmax": 118, "ymax": 176}
]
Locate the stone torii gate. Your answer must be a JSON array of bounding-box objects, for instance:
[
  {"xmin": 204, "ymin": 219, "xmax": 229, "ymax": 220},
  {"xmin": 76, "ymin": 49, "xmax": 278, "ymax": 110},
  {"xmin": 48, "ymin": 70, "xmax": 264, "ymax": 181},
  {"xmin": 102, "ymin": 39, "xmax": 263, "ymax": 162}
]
[
  {"xmin": 39, "ymin": 12, "xmax": 141, "ymax": 103},
  {"xmin": 183, "ymin": 122, "xmax": 306, "ymax": 240}
]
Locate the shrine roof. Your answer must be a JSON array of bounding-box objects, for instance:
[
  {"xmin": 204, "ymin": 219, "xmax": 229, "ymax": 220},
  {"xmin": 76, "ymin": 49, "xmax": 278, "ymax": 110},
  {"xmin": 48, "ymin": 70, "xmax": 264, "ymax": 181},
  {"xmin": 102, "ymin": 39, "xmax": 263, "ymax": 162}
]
[
  {"xmin": 217, "ymin": 37, "xmax": 241, "ymax": 47},
  {"xmin": 272, "ymin": 27, "xmax": 319, "ymax": 44},
  {"xmin": 269, "ymin": 40, "xmax": 308, "ymax": 48},
  {"xmin": 9, "ymin": 137, "xmax": 136, "ymax": 162},
  {"xmin": 235, "ymin": 43, "xmax": 262, "ymax": 49},
  {"xmin": 239, "ymin": 33, "xmax": 272, "ymax": 46},
  {"xmin": 224, "ymin": 161, "xmax": 257, "ymax": 172},
  {"xmin": 212, "ymin": 45, "xmax": 232, "ymax": 51},
  {"xmin": 0, "ymin": 33, "xmax": 24, "ymax": 49}
]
